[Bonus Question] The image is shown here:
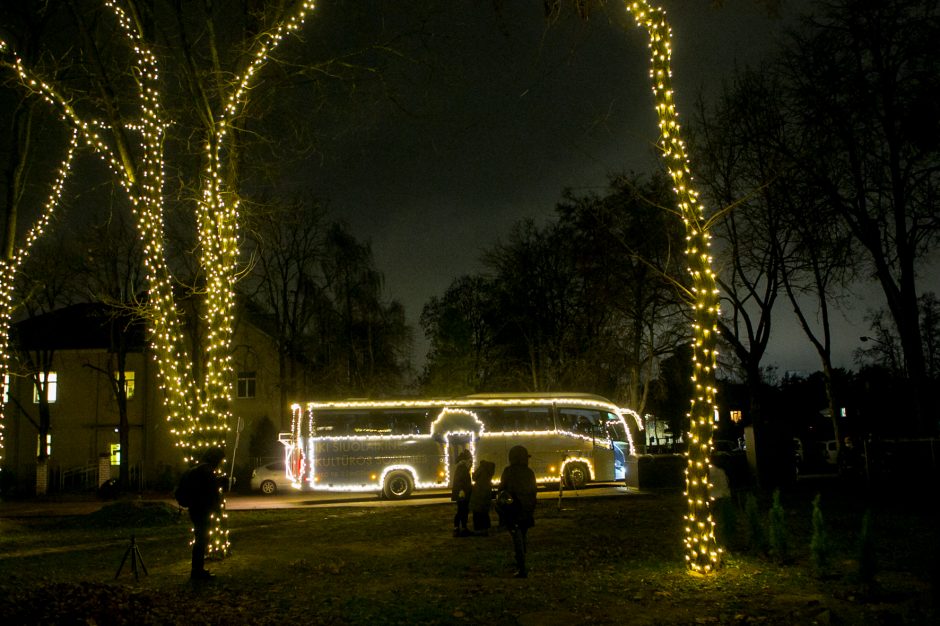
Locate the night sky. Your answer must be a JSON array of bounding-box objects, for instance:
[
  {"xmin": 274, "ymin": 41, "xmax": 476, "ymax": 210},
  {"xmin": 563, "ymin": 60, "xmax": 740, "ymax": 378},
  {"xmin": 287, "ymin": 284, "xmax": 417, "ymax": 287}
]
[{"xmin": 289, "ymin": 0, "xmax": 865, "ymax": 372}]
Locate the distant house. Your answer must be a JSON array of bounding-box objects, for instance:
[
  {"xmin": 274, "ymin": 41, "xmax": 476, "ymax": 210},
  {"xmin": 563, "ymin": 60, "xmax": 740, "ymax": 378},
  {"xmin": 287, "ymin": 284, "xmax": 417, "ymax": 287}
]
[{"xmin": 2, "ymin": 302, "xmax": 287, "ymax": 495}]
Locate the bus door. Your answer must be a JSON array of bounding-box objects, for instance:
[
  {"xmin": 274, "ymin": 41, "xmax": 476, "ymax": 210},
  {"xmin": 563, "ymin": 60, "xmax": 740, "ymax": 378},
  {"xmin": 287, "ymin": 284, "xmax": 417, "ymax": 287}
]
[
  {"xmin": 606, "ymin": 414, "xmax": 630, "ymax": 480},
  {"xmin": 590, "ymin": 412, "xmax": 618, "ymax": 481}
]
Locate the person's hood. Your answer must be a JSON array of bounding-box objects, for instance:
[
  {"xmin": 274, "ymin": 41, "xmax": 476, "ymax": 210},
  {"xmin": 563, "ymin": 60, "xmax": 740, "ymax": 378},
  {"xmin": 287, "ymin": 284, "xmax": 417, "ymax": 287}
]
[
  {"xmin": 201, "ymin": 446, "xmax": 226, "ymax": 468},
  {"xmin": 508, "ymin": 445, "xmax": 530, "ymax": 467},
  {"xmin": 476, "ymin": 460, "xmax": 496, "ymax": 479}
]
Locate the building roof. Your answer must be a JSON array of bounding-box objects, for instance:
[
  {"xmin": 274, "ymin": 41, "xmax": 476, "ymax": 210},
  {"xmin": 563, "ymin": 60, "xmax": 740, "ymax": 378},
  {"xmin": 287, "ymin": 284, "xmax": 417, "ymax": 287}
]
[{"xmin": 12, "ymin": 302, "xmax": 148, "ymax": 352}]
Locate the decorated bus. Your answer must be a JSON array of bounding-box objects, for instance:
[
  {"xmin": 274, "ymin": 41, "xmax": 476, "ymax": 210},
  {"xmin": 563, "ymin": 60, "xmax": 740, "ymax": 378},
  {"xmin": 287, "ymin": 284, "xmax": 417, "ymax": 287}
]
[{"xmin": 280, "ymin": 393, "xmax": 638, "ymax": 499}]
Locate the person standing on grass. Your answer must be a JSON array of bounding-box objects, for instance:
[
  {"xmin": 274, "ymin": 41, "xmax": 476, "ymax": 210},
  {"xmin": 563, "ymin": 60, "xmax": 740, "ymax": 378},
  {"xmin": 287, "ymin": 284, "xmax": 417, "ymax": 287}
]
[
  {"xmin": 178, "ymin": 446, "xmax": 226, "ymax": 580},
  {"xmin": 470, "ymin": 459, "xmax": 496, "ymax": 536},
  {"xmin": 499, "ymin": 445, "xmax": 537, "ymax": 578},
  {"xmin": 451, "ymin": 449, "xmax": 473, "ymax": 536}
]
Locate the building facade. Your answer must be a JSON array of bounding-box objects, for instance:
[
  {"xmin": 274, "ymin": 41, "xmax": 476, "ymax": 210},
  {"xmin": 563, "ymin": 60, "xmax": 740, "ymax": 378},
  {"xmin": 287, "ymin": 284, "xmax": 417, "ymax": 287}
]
[{"xmin": 2, "ymin": 303, "xmax": 288, "ymax": 495}]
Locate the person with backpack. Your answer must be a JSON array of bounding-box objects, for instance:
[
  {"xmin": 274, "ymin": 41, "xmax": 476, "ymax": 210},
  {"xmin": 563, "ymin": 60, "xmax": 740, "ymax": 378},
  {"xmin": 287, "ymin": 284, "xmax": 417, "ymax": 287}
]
[
  {"xmin": 498, "ymin": 445, "xmax": 537, "ymax": 578},
  {"xmin": 451, "ymin": 449, "xmax": 473, "ymax": 537},
  {"xmin": 176, "ymin": 446, "xmax": 226, "ymax": 580},
  {"xmin": 470, "ymin": 459, "xmax": 496, "ymax": 536}
]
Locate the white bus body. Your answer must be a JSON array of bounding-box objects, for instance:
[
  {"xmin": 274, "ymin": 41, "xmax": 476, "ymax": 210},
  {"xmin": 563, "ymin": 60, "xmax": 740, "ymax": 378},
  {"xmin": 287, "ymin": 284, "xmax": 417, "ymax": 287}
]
[{"xmin": 280, "ymin": 393, "xmax": 637, "ymax": 499}]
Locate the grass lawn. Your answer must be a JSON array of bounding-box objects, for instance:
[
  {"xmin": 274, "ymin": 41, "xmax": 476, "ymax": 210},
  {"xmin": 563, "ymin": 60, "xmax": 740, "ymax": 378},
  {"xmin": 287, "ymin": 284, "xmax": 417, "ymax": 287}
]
[{"xmin": 0, "ymin": 479, "xmax": 936, "ymax": 625}]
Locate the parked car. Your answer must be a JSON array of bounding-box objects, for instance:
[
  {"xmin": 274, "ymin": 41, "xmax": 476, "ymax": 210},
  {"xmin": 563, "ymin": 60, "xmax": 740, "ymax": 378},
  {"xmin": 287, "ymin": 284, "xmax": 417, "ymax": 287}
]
[
  {"xmin": 793, "ymin": 438, "xmax": 804, "ymax": 465},
  {"xmin": 250, "ymin": 460, "xmax": 293, "ymax": 495},
  {"xmin": 713, "ymin": 439, "xmax": 739, "ymax": 453},
  {"xmin": 822, "ymin": 440, "xmax": 838, "ymax": 465}
]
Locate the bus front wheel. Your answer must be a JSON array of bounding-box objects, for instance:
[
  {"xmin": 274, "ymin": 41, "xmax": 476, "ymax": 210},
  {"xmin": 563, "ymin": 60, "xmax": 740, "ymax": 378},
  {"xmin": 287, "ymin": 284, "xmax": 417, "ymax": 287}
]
[
  {"xmin": 383, "ymin": 470, "xmax": 414, "ymax": 499},
  {"xmin": 564, "ymin": 463, "xmax": 589, "ymax": 490}
]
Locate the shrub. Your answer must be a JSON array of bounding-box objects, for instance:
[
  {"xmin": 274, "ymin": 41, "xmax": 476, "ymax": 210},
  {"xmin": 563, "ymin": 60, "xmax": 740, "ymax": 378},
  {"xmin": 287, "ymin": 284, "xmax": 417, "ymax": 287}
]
[
  {"xmin": 768, "ymin": 489, "xmax": 789, "ymax": 563},
  {"xmin": 856, "ymin": 509, "xmax": 878, "ymax": 596},
  {"xmin": 714, "ymin": 496, "xmax": 738, "ymax": 550},
  {"xmin": 745, "ymin": 492, "xmax": 767, "ymax": 555},
  {"xmin": 810, "ymin": 493, "xmax": 831, "ymax": 576}
]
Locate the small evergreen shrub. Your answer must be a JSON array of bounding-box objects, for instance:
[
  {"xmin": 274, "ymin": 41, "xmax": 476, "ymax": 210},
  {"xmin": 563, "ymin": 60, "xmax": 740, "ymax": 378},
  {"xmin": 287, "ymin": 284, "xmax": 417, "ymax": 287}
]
[
  {"xmin": 810, "ymin": 493, "xmax": 831, "ymax": 576},
  {"xmin": 745, "ymin": 492, "xmax": 767, "ymax": 554},
  {"xmin": 714, "ymin": 496, "xmax": 738, "ymax": 550},
  {"xmin": 856, "ymin": 509, "xmax": 878, "ymax": 595},
  {"xmin": 768, "ymin": 489, "xmax": 789, "ymax": 563}
]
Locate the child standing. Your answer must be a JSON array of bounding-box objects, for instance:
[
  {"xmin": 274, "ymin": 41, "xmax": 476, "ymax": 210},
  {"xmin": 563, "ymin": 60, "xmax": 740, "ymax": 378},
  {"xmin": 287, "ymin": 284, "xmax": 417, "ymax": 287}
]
[
  {"xmin": 470, "ymin": 460, "xmax": 496, "ymax": 536},
  {"xmin": 451, "ymin": 449, "xmax": 473, "ymax": 536}
]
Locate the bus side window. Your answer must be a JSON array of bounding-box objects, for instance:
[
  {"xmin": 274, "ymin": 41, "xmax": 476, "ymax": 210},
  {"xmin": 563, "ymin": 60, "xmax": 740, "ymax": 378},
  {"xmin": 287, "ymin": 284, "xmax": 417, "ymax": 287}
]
[
  {"xmin": 555, "ymin": 410, "xmax": 574, "ymax": 433},
  {"xmin": 354, "ymin": 412, "xmax": 391, "ymax": 435},
  {"xmin": 480, "ymin": 408, "xmax": 506, "ymax": 433},
  {"xmin": 557, "ymin": 409, "xmax": 599, "ymax": 438},
  {"xmin": 504, "ymin": 409, "xmax": 524, "ymax": 432},
  {"xmin": 501, "ymin": 407, "xmax": 550, "ymax": 432},
  {"xmin": 587, "ymin": 411, "xmax": 606, "ymax": 439},
  {"xmin": 606, "ymin": 414, "xmax": 627, "ymax": 442},
  {"xmin": 390, "ymin": 410, "xmax": 430, "ymax": 435},
  {"xmin": 315, "ymin": 412, "xmax": 351, "ymax": 436},
  {"xmin": 527, "ymin": 408, "xmax": 552, "ymax": 432}
]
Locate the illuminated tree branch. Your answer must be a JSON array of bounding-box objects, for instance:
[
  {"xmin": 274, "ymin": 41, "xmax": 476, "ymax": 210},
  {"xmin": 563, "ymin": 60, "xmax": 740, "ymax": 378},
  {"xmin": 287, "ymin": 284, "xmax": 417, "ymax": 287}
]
[{"xmin": 0, "ymin": 129, "xmax": 80, "ymax": 462}]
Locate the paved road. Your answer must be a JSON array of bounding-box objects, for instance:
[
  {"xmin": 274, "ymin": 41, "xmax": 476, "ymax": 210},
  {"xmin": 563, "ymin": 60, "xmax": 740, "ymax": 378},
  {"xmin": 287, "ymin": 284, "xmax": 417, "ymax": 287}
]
[
  {"xmin": 227, "ymin": 483, "xmax": 638, "ymax": 510},
  {"xmin": 0, "ymin": 483, "xmax": 639, "ymax": 517}
]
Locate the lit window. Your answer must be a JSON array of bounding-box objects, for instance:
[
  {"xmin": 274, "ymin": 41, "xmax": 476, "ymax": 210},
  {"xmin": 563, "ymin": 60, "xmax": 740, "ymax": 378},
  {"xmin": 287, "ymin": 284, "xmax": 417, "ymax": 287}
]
[
  {"xmin": 33, "ymin": 372, "xmax": 58, "ymax": 404},
  {"xmin": 237, "ymin": 372, "xmax": 256, "ymax": 399},
  {"xmin": 116, "ymin": 371, "xmax": 135, "ymax": 399},
  {"xmin": 2, "ymin": 374, "xmax": 9, "ymax": 404},
  {"xmin": 110, "ymin": 443, "xmax": 121, "ymax": 465},
  {"xmin": 37, "ymin": 433, "xmax": 51, "ymax": 456}
]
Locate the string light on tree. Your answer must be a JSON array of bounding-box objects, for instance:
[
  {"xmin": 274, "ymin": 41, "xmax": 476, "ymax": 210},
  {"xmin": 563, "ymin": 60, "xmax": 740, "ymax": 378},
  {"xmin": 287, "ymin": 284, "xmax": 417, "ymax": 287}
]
[
  {"xmin": 625, "ymin": 0, "xmax": 722, "ymax": 574},
  {"xmin": 1, "ymin": 1, "xmax": 318, "ymax": 558},
  {"xmin": 0, "ymin": 129, "xmax": 80, "ymax": 463}
]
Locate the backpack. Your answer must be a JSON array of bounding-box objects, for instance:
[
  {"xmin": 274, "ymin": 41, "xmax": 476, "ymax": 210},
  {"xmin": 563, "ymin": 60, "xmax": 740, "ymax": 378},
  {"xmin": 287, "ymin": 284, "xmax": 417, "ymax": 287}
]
[
  {"xmin": 495, "ymin": 489, "xmax": 516, "ymax": 518},
  {"xmin": 174, "ymin": 468, "xmax": 194, "ymax": 508}
]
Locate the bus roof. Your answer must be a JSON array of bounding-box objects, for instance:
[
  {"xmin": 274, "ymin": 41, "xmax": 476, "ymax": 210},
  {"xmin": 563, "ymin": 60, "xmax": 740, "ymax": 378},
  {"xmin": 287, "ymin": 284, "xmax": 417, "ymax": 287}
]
[
  {"xmin": 293, "ymin": 392, "xmax": 622, "ymax": 411},
  {"xmin": 459, "ymin": 392, "xmax": 614, "ymax": 403}
]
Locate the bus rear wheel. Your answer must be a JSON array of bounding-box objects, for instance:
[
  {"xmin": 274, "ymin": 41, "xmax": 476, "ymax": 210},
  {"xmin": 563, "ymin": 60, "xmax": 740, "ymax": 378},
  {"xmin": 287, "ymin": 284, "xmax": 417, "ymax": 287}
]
[
  {"xmin": 564, "ymin": 463, "xmax": 589, "ymax": 490},
  {"xmin": 382, "ymin": 470, "xmax": 414, "ymax": 499}
]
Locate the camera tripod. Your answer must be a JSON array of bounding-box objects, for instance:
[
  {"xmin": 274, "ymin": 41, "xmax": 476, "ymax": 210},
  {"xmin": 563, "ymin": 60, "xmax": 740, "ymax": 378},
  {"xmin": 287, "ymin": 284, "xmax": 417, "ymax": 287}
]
[{"xmin": 115, "ymin": 534, "xmax": 148, "ymax": 581}]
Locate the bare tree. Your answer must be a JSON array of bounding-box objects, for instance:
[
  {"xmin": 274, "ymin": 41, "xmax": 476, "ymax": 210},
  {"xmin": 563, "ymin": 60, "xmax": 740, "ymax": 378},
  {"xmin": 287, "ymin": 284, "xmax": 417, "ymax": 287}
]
[
  {"xmin": 781, "ymin": 0, "xmax": 940, "ymax": 434},
  {"xmin": 242, "ymin": 196, "xmax": 329, "ymax": 422}
]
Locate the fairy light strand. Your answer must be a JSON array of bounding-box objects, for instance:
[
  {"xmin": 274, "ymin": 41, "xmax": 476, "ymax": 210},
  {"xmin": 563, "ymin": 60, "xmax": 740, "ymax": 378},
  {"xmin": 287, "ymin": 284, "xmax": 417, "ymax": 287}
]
[
  {"xmin": 287, "ymin": 397, "xmax": 634, "ymax": 492},
  {"xmin": 0, "ymin": 129, "xmax": 80, "ymax": 463},
  {"xmin": 625, "ymin": 0, "xmax": 722, "ymax": 574},
  {"xmin": 1, "ymin": 1, "xmax": 319, "ymax": 557}
]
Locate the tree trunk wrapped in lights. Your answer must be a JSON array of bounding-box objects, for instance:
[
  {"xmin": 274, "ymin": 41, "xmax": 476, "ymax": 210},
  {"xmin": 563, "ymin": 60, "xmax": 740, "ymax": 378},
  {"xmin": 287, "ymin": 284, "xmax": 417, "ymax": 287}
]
[
  {"xmin": 625, "ymin": 0, "xmax": 722, "ymax": 573},
  {"xmin": 0, "ymin": 1, "xmax": 318, "ymax": 557}
]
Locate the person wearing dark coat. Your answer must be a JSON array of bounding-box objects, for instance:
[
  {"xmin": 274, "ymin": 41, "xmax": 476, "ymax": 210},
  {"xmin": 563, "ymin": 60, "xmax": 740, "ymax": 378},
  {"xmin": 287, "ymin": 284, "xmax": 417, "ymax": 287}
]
[
  {"xmin": 470, "ymin": 459, "xmax": 496, "ymax": 536},
  {"xmin": 499, "ymin": 445, "xmax": 537, "ymax": 578},
  {"xmin": 183, "ymin": 447, "xmax": 226, "ymax": 580},
  {"xmin": 451, "ymin": 449, "xmax": 473, "ymax": 536}
]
